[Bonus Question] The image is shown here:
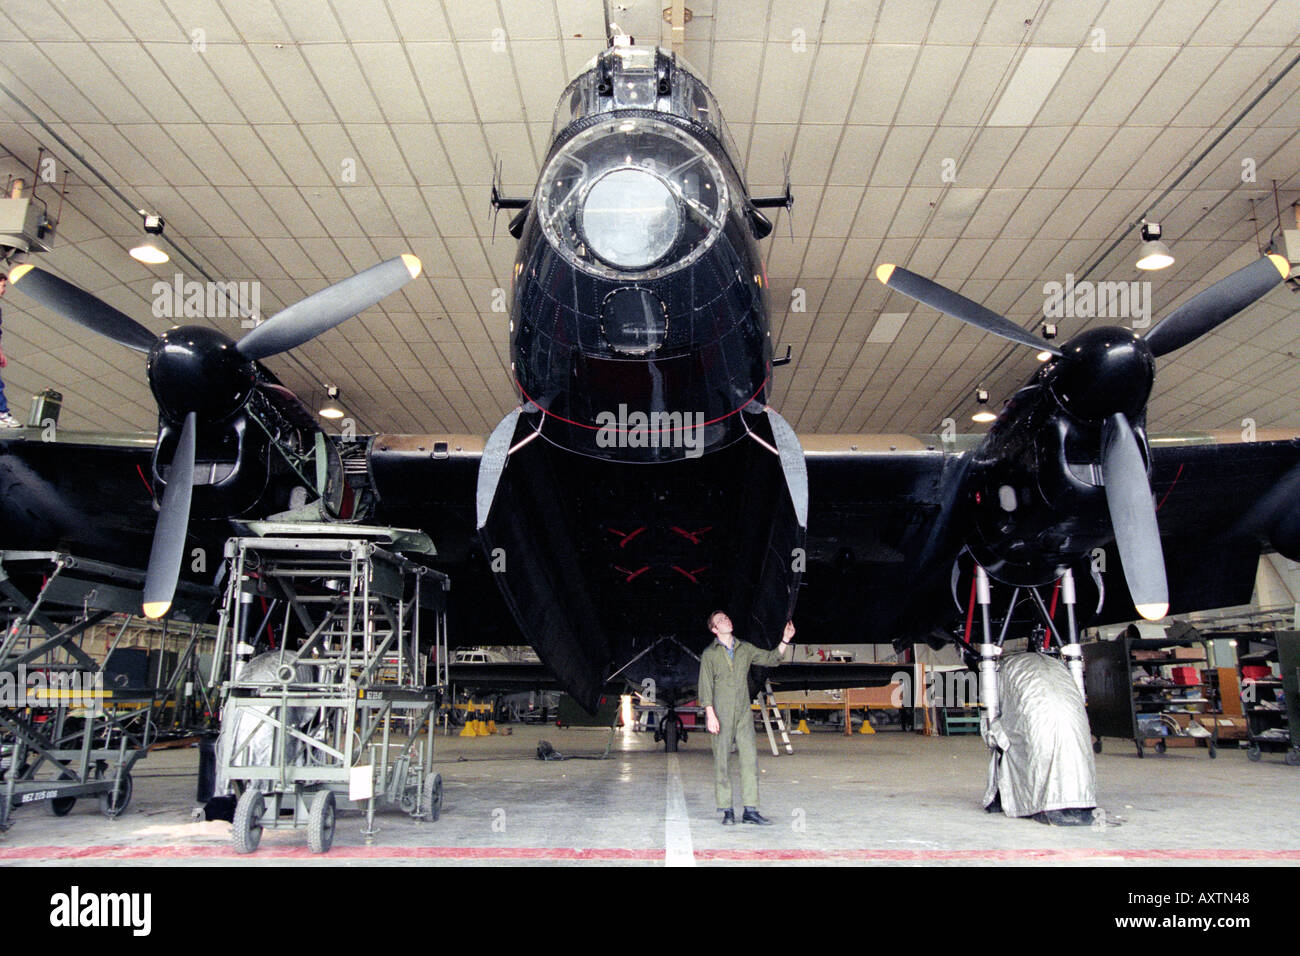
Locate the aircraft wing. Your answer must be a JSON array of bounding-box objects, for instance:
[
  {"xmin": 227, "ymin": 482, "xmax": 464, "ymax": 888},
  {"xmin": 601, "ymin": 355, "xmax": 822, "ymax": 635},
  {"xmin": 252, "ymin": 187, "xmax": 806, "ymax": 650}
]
[
  {"xmin": 1091, "ymin": 431, "xmax": 1300, "ymax": 624},
  {"xmin": 760, "ymin": 661, "xmax": 903, "ymax": 691},
  {"xmin": 0, "ymin": 431, "xmax": 168, "ymax": 564},
  {"xmin": 446, "ymin": 661, "xmax": 565, "ymax": 692}
]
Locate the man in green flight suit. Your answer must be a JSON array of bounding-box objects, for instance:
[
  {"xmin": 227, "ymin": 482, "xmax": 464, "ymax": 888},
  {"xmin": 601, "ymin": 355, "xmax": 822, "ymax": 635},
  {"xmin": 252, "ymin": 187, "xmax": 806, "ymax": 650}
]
[{"xmin": 698, "ymin": 611, "xmax": 795, "ymax": 825}]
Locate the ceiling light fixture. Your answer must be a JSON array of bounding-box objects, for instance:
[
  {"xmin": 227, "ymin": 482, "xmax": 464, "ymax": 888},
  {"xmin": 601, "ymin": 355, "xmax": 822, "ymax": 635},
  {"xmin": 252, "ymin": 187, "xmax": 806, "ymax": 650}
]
[
  {"xmin": 972, "ymin": 387, "xmax": 996, "ymax": 423},
  {"xmin": 1135, "ymin": 220, "xmax": 1174, "ymax": 271},
  {"xmin": 319, "ymin": 385, "xmax": 344, "ymax": 420},
  {"xmin": 129, "ymin": 212, "xmax": 169, "ymax": 265},
  {"xmin": 1037, "ymin": 323, "xmax": 1057, "ymax": 361}
]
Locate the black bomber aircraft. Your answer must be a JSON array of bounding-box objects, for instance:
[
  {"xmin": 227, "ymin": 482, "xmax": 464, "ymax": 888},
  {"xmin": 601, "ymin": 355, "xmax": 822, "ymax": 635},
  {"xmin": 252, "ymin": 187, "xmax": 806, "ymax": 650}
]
[{"xmin": 3, "ymin": 43, "xmax": 1299, "ymax": 740}]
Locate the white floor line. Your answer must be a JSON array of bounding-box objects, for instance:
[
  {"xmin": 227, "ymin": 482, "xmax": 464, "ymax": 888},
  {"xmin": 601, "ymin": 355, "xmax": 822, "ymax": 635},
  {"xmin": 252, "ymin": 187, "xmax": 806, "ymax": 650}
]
[{"xmin": 664, "ymin": 753, "xmax": 696, "ymax": 867}]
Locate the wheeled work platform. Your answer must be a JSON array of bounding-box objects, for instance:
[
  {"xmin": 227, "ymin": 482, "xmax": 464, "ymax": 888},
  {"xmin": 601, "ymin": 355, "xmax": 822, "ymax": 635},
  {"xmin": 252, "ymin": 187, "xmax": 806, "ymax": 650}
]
[
  {"xmin": 209, "ymin": 529, "xmax": 450, "ymax": 853},
  {"xmin": 0, "ymin": 551, "xmax": 216, "ymax": 831}
]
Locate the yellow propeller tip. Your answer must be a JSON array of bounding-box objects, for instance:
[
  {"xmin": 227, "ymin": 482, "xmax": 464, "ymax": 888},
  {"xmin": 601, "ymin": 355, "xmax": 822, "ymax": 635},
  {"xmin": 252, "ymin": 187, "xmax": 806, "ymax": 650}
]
[
  {"xmin": 1135, "ymin": 603, "xmax": 1168, "ymax": 622},
  {"xmin": 1267, "ymin": 253, "xmax": 1290, "ymax": 279},
  {"xmin": 875, "ymin": 263, "xmax": 896, "ymax": 285},
  {"xmin": 8, "ymin": 263, "xmax": 34, "ymax": 283},
  {"xmin": 142, "ymin": 601, "xmax": 171, "ymax": 620},
  {"xmin": 401, "ymin": 254, "xmax": 423, "ymax": 279}
]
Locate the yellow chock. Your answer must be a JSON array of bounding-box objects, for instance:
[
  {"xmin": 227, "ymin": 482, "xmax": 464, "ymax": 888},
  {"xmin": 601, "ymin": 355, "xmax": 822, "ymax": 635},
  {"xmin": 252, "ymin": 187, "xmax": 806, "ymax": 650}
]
[
  {"xmin": 795, "ymin": 718, "xmax": 811, "ymax": 735},
  {"xmin": 486, "ymin": 719, "xmax": 498, "ymax": 735},
  {"xmin": 859, "ymin": 716, "xmax": 875, "ymax": 734}
]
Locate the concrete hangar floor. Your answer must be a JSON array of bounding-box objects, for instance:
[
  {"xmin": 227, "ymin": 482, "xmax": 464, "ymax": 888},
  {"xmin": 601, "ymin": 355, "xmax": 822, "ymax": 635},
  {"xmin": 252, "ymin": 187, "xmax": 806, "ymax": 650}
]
[{"xmin": 1, "ymin": 723, "xmax": 1296, "ymax": 867}]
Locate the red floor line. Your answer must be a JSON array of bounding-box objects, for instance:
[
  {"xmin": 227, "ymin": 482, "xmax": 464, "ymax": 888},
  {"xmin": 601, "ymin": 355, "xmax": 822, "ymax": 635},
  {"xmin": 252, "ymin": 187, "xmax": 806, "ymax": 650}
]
[{"xmin": 2, "ymin": 845, "xmax": 1299, "ymax": 862}]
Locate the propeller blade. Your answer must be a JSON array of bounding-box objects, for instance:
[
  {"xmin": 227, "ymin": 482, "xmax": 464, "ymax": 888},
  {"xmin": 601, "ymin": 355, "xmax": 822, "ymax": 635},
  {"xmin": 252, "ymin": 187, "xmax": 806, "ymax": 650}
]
[
  {"xmin": 236, "ymin": 254, "xmax": 422, "ymax": 361},
  {"xmin": 875, "ymin": 264, "xmax": 1061, "ymax": 356},
  {"xmin": 7, "ymin": 264, "xmax": 157, "ymax": 352},
  {"xmin": 142, "ymin": 411, "xmax": 197, "ymax": 620},
  {"xmin": 1101, "ymin": 412, "xmax": 1169, "ymax": 621},
  {"xmin": 1144, "ymin": 254, "xmax": 1289, "ymax": 358}
]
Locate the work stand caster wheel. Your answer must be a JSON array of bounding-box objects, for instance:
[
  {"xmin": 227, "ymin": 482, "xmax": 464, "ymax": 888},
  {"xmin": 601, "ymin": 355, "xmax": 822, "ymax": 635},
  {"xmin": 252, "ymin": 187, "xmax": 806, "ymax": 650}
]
[
  {"xmin": 1247, "ymin": 744, "xmax": 1261, "ymax": 762},
  {"xmin": 232, "ymin": 789, "xmax": 265, "ymax": 854},
  {"xmin": 99, "ymin": 773, "xmax": 132, "ymax": 818},
  {"xmin": 1155, "ymin": 740, "xmax": 1167, "ymax": 755},
  {"xmin": 423, "ymin": 773, "xmax": 443, "ymax": 821},
  {"xmin": 1286, "ymin": 749, "xmax": 1300, "ymax": 767},
  {"xmin": 307, "ymin": 790, "xmax": 336, "ymax": 854},
  {"xmin": 1208, "ymin": 746, "xmax": 1217, "ymax": 759},
  {"xmin": 1135, "ymin": 742, "xmax": 1144, "ymax": 759},
  {"xmin": 48, "ymin": 796, "xmax": 76, "ymax": 817},
  {"xmin": 1092, "ymin": 738, "xmax": 1103, "ymax": 754}
]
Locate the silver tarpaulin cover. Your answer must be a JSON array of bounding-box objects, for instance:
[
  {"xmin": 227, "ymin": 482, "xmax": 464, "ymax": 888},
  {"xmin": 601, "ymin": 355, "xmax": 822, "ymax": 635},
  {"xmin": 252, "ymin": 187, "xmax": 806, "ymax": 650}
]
[
  {"xmin": 215, "ymin": 653, "xmax": 316, "ymax": 795},
  {"xmin": 983, "ymin": 652, "xmax": 1096, "ymax": 817}
]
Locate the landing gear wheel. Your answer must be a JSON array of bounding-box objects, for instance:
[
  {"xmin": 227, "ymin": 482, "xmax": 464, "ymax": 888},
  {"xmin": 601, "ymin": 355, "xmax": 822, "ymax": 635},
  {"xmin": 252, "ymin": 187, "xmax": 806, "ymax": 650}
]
[
  {"xmin": 1093, "ymin": 738, "xmax": 1103, "ymax": 754},
  {"xmin": 307, "ymin": 790, "xmax": 336, "ymax": 854},
  {"xmin": 48, "ymin": 796, "xmax": 76, "ymax": 816},
  {"xmin": 1286, "ymin": 749, "xmax": 1300, "ymax": 767},
  {"xmin": 232, "ymin": 789, "xmax": 265, "ymax": 854},
  {"xmin": 1247, "ymin": 744, "xmax": 1261, "ymax": 762},
  {"xmin": 1155, "ymin": 740, "xmax": 1167, "ymax": 755},
  {"xmin": 423, "ymin": 773, "xmax": 443, "ymax": 821},
  {"xmin": 663, "ymin": 715, "xmax": 681, "ymax": 753},
  {"xmin": 99, "ymin": 773, "xmax": 132, "ymax": 818}
]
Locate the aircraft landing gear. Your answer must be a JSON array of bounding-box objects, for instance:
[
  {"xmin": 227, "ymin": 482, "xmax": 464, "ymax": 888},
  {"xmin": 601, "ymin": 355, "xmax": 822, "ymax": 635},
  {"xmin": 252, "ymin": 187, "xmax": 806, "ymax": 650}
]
[{"xmin": 653, "ymin": 710, "xmax": 688, "ymax": 752}]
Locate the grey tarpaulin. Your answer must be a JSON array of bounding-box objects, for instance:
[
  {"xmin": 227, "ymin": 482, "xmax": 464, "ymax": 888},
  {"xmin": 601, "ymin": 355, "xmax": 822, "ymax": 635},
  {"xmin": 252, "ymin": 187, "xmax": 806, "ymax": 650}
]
[
  {"xmin": 983, "ymin": 652, "xmax": 1096, "ymax": 818},
  {"xmin": 215, "ymin": 653, "xmax": 317, "ymax": 795}
]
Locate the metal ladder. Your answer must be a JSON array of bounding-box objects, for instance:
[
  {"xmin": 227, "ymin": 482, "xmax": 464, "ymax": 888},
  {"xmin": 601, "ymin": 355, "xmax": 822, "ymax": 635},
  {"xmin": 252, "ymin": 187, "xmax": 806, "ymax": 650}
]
[{"xmin": 757, "ymin": 679, "xmax": 793, "ymax": 756}]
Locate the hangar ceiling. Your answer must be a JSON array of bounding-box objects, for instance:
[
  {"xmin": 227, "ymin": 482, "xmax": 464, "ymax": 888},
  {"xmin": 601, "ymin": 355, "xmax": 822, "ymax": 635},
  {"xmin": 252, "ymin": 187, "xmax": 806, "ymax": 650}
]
[{"xmin": 0, "ymin": 0, "xmax": 1297, "ymax": 437}]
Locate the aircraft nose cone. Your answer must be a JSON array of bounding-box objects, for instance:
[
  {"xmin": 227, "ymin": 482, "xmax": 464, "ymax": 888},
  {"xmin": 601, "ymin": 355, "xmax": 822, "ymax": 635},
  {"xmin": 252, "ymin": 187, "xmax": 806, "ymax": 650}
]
[
  {"xmin": 1051, "ymin": 326, "xmax": 1155, "ymax": 422},
  {"xmin": 147, "ymin": 325, "xmax": 256, "ymax": 422}
]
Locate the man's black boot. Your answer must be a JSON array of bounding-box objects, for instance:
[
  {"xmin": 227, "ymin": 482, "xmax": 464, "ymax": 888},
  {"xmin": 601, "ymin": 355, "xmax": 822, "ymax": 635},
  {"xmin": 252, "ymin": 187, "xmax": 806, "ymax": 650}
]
[
  {"xmin": 720, "ymin": 808, "xmax": 735, "ymax": 825},
  {"xmin": 741, "ymin": 806, "xmax": 772, "ymax": 825}
]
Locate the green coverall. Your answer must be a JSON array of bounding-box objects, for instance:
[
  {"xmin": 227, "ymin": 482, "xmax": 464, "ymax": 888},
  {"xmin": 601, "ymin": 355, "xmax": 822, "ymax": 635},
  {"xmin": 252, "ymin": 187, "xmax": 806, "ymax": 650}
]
[{"xmin": 697, "ymin": 639, "xmax": 784, "ymax": 809}]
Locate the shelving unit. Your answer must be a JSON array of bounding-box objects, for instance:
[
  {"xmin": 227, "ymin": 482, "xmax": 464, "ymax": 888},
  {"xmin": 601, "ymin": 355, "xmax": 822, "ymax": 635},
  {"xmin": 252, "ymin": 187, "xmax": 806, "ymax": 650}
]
[
  {"xmin": 1082, "ymin": 633, "xmax": 1218, "ymax": 759},
  {"xmin": 1236, "ymin": 632, "xmax": 1299, "ymax": 766}
]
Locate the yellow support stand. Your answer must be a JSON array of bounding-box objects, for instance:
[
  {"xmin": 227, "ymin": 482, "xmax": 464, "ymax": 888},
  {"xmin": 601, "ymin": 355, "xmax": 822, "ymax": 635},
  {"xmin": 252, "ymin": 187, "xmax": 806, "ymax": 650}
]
[
  {"xmin": 461, "ymin": 702, "xmax": 491, "ymax": 737},
  {"xmin": 795, "ymin": 718, "xmax": 811, "ymax": 735},
  {"xmin": 858, "ymin": 714, "xmax": 875, "ymax": 734},
  {"xmin": 459, "ymin": 711, "xmax": 477, "ymax": 737}
]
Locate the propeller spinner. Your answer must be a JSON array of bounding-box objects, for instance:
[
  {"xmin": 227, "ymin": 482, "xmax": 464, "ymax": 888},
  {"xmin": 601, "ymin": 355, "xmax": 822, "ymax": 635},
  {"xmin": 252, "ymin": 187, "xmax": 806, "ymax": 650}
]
[{"xmin": 10, "ymin": 254, "xmax": 423, "ymax": 618}]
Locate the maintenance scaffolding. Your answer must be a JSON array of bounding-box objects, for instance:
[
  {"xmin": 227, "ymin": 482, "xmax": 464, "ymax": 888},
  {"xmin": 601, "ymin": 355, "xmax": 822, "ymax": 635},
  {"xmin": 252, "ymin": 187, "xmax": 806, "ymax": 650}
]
[
  {"xmin": 0, "ymin": 550, "xmax": 217, "ymax": 832},
  {"xmin": 209, "ymin": 528, "xmax": 449, "ymax": 853}
]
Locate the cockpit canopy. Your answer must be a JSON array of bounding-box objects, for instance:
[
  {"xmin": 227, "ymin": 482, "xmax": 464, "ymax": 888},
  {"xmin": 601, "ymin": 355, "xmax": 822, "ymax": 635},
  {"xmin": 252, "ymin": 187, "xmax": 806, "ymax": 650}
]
[
  {"xmin": 551, "ymin": 45, "xmax": 741, "ymax": 163},
  {"xmin": 539, "ymin": 46, "xmax": 740, "ymax": 282}
]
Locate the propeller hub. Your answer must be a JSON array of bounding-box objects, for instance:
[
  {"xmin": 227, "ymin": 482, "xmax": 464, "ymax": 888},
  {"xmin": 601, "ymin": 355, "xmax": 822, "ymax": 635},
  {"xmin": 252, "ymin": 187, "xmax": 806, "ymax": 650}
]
[
  {"xmin": 1051, "ymin": 326, "xmax": 1154, "ymax": 422},
  {"xmin": 147, "ymin": 326, "xmax": 256, "ymax": 423}
]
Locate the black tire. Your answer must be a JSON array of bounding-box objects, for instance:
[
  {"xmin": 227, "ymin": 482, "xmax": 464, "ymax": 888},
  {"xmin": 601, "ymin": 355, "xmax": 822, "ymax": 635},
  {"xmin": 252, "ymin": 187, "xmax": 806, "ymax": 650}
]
[
  {"xmin": 1155, "ymin": 740, "xmax": 1167, "ymax": 755},
  {"xmin": 1286, "ymin": 749, "xmax": 1300, "ymax": 767},
  {"xmin": 307, "ymin": 790, "xmax": 336, "ymax": 854},
  {"xmin": 423, "ymin": 773, "xmax": 443, "ymax": 822},
  {"xmin": 48, "ymin": 795, "xmax": 76, "ymax": 816},
  {"xmin": 1247, "ymin": 744, "xmax": 1261, "ymax": 762},
  {"xmin": 664, "ymin": 718, "xmax": 680, "ymax": 753},
  {"xmin": 1093, "ymin": 738, "xmax": 1103, "ymax": 754},
  {"xmin": 1208, "ymin": 746, "xmax": 1217, "ymax": 759},
  {"xmin": 99, "ymin": 772, "xmax": 133, "ymax": 818},
  {"xmin": 232, "ymin": 789, "xmax": 265, "ymax": 854}
]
